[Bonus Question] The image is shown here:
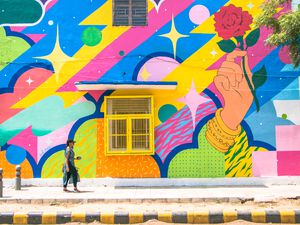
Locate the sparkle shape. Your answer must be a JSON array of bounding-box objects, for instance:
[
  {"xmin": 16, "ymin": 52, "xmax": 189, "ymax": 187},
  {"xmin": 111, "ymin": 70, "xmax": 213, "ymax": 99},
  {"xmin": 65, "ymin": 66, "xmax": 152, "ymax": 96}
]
[
  {"xmin": 177, "ymin": 80, "xmax": 210, "ymax": 129},
  {"xmin": 36, "ymin": 25, "xmax": 76, "ymax": 83},
  {"xmin": 210, "ymin": 49, "xmax": 217, "ymax": 57},
  {"xmin": 150, "ymin": 0, "xmax": 166, "ymax": 12},
  {"xmin": 248, "ymin": 2, "xmax": 254, "ymax": 9},
  {"xmin": 26, "ymin": 77, "xmax": 34, "ymax": 86},
  {"xmin": 139, "ymin": 67, "xmax": 151, "ymax": 81},
  {"xmin": 159, "ymin": 15, "xmax": 188, "ymax": 58}
]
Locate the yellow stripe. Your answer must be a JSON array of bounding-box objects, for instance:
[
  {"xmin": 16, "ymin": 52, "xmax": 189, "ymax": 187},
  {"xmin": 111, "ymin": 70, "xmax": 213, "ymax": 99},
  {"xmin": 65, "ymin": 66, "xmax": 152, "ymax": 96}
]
[
  {"xmin": 251, "ymin": 210, "xmax": 266, "ymax": 223},
  {"xmin": 158, "ymin": 212, "xmax": 172, "ymax": 223},
  {"xmin": 187, "ymin": 211, "xmax": 209, "ymax": 224},
  {"xmin": 280, "ymin": 210, "xmax": 295, "ymax": 224},
  {"xmin": 71, "ymin": 212, "xmax": 86, "ymax": 222},
  {"xmin": 13, "ymin": 213, "xmax": 28, "ymax": 224},
  {"xmin": 101, "ymin": 213, "xmax": 114, "ymax": 224},
  {"xmin": 42, "ymin": 212, "xmax": 57, "ymax": 224},
  {"xmin": 129, "ymin": 213, "xmax": 144, "ymax": 224},
  {"xmin": 223, "ymin": 210, "xmax": 238, "ymax": 222},
  {"xmin": 14, "ymin": 1, "xmax": 155, "ymax": 109}
]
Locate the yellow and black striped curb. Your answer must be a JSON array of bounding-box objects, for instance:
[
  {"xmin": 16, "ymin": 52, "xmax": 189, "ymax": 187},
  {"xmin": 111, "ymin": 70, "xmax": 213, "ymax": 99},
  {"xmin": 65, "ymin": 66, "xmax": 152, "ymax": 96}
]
[{"xmin": 0, "ymin": 210, "xmax": 300, "ymax": 224}]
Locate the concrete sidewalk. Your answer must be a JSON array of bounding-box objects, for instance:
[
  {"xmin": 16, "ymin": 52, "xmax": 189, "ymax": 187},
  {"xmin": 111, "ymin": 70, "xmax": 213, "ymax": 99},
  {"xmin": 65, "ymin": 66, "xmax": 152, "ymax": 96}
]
[{"xmin": 1, "ymin": 184, "xmax": 300, "ymax": 204}]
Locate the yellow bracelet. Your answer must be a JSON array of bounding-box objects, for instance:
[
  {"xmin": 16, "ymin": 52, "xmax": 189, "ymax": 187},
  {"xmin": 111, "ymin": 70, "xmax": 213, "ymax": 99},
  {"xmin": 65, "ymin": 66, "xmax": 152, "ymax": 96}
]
[
  {"xmin": 205, "ymin": 131, "xmax": 229, "ymax": 153},
  {"xmin": 215, "ymin": 108, "xmax": 241, "ymax": 136},
  {"xmin": 205, "ymin": 108, "xmax": 241, "ymax": 153},
  {"xmin": 210, "ymin": 117, "xmax": 236, "ymax": 140}
]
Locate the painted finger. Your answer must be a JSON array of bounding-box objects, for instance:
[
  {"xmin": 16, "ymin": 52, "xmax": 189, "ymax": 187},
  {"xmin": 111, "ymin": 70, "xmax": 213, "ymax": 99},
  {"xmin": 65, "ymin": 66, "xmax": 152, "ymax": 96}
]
[
  {"xmin": 226, "ymin": 50, "xmax": 247, "ymax": 62},
  {"xmin": 214, "ymin": 75, "xmax": 230, "ymax": 94},
  {"xmin": 222, "ymin": 61, "xmax": 243, "ymax": 83},
  {"xmin": 218, "ymin": 67, "xmax": 237, "ymax": 87}
]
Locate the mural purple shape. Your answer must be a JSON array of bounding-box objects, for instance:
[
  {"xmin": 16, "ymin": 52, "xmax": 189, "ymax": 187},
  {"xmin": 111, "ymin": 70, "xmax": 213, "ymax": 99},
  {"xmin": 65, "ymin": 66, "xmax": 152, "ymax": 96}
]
[{"xmin": 155, "ymin": 100, "xmax": 216, "ymax": 162}]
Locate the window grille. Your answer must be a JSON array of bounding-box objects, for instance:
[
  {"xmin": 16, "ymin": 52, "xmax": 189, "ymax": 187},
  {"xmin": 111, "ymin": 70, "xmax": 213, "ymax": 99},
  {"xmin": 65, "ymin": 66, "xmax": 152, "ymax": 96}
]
[
  {"xmin": 113, "ymin": 0, "xmax": 147, "ymax": 26},
  {"xmin": 104, "ymin": 96, "xmax": 154, "ymax": 155}
]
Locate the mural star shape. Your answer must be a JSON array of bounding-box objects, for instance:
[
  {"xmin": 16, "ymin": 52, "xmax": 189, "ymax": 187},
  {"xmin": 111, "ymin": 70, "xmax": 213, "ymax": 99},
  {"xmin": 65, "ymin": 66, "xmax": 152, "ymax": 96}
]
[
  {"xmin": 36, "ymin": 25, "xmax": 76, "ymax": 83},
  {"xmin": 159, "ymin": 15, "xmax": 188, "ymax": 59},
  {"xmin": 178, "ymin": 80, "xmax": 210, "ymax": 129}
]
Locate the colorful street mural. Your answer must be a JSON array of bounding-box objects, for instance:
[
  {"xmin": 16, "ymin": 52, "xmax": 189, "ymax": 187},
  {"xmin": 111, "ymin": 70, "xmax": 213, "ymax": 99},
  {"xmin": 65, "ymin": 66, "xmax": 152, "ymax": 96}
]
[{"xmin": 0, "ymin": 0, "xmax": 299, "ymax": 178}]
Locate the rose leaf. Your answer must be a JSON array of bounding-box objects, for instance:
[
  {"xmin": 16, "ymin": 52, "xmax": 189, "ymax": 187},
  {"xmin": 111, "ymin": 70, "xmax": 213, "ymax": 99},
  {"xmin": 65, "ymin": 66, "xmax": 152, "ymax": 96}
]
[
  {"xmin": 217, "ymin": 39, "xmax": 236, "ymax": 53},
  {"xmin": 246, "ymin": 28, "xmax": 260, "ymax": 47},
  {"xmin": 252, "ymin": 65, "xmax": 267, "ymax": 90}
]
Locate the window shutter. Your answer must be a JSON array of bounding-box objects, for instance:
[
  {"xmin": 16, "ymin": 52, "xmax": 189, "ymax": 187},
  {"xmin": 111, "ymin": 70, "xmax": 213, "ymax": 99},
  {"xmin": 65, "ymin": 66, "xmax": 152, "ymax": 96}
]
[
  {"xmin": 113, "ymin": 0, "xmax": 147, "ymax": 26},
  {"xmin": 132, "ymin": 0, "xmax": 147, "ymax": 26},
  {"xmin": 106, "ymin": 97, "xmax": 151, "ymax": 115},
  {"xmin": 113, "ymin": 0, "xmax": 130, "ymax": 26}
]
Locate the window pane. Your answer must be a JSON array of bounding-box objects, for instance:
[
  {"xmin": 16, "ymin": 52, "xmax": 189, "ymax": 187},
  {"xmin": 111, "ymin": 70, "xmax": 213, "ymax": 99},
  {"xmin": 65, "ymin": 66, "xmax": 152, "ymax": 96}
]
[
  {"xmin": 108, "ymin": 119, "xmax": 127, "ymax": 151},
  {"xmin": 107, "ymin": 98, "xmax": 151, "ymax": 115},
  {"xmin": 109, "ymin": 119, "xmax": 127, "ymax": 134},
  {"xmin": 132, "ymin": 135, "xmax": 150, "ymax": 150},
  {"xmin": 132, "ymin": 118, "xmax": 149, "ymax": 134},
  {"xmin": 132, "ymin": 118, "xmax": 150, "ymax": 150},
  {"xmin": 110, "ymin": 136, "xmax": 127, "ymax": 151}
]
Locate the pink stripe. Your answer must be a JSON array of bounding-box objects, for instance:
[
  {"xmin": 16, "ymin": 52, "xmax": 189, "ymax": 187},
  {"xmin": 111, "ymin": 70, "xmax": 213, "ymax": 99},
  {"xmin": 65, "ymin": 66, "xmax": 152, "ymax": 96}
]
[
  {"xmin": 46, "ymin": 0, "xmax": 59, "ymax": 10},
  {"xmin": 25, "ymin": 34, "xmax": 46, "ymax": 43},
  {"xmin": 58, "ymin": 0, "xmax": 194, "ymax": 92}
]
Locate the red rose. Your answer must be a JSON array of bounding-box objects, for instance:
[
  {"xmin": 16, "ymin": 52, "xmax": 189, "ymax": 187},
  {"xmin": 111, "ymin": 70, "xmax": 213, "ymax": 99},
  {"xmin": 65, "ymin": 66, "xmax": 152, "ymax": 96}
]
[{"xmin": 214, "ymin": 4, "xmax": 253, "ymax": 40}]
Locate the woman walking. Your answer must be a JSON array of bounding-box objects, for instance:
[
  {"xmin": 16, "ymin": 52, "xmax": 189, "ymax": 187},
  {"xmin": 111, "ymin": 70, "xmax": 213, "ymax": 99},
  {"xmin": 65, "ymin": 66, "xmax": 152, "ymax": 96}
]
[{"xmin": 63, "ymin": 139, "xmax": 80, "ymax": 192}]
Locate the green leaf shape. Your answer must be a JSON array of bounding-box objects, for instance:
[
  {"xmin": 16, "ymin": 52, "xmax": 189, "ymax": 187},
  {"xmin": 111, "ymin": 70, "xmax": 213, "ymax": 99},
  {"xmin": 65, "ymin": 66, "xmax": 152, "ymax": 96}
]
[
  {"xmin": 252, "ymin": 65, "xmax": 267, "ymax": 90},
  {"xmin": 217, "ymin": 39, "xmax": 236, "ymax": 53},
  {"xmin": 246, "ymin": 28, "xmax": 260, "ymax": 47}
]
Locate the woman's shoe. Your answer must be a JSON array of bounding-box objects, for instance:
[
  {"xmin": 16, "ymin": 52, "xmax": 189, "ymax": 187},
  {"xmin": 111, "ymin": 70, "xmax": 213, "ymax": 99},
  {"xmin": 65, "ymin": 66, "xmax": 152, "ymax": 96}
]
[
  {"xmin": 63, "ymin": 188, "xmax": 69, "ymax": 192},
  {"xmin": 74, "ymin": 188, "xmax": 80, "ymax": 192}
]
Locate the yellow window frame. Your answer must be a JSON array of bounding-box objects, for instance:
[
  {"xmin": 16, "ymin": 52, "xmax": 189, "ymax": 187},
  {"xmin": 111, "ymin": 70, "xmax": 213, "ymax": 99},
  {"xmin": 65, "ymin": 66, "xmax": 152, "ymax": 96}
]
[{"xmin": 104, "ymin": 95, "xmax": 154, "ymax": 156}]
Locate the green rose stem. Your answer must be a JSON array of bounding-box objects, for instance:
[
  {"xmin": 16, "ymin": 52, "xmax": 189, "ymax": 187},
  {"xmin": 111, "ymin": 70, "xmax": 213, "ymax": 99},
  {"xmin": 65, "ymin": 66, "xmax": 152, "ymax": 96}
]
[{"xmin": 237, "ymin": 38, "xmax": 260, "ymax": 112}]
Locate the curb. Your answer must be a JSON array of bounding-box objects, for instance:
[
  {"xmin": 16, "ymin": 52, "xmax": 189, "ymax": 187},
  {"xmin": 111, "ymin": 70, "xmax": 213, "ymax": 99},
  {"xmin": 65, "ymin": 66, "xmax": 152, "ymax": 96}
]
[
  {"xmin": 0, "ymin": 197, "xmax": 250, "ymax": 204},
  {"xmin": 0, "ymin": 210, "xmax": 299, "ymax": 224}
]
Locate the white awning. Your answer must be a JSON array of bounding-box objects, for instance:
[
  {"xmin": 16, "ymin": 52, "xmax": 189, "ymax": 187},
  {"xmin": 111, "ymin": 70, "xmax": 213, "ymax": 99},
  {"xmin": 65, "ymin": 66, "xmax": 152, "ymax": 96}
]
[{"xmin": 75, "ymin": 81, "xmax": 177, "ymax": 91}]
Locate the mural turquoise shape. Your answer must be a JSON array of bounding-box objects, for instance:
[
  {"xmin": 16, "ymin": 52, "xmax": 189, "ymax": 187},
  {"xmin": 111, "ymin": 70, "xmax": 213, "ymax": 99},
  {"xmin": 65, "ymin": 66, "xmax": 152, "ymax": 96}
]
[
  {"xmin": 158, "ymin": 104, "xmax": 178, "ymax": 123},
  {"xmin": 0, "ymin": 0, "xmax": 43, "ymax": 25},
  {"xmin": 0, "ymin": 96, "xmax": 96, "ymax": 146}
]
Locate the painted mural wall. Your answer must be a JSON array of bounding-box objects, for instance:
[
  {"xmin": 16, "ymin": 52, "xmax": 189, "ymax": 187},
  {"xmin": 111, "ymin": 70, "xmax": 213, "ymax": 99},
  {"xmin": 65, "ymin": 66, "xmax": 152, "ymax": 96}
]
[{"xmin": 0, "ymin": 0, "xmax": 299, "ymax": 178}]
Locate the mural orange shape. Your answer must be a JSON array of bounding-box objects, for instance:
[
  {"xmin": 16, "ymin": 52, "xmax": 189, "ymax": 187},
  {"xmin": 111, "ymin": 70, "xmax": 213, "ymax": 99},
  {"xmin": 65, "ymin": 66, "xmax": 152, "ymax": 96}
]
[{"xmin": 96, "ymin": 119, "xmax": 160, "ymax": 178}]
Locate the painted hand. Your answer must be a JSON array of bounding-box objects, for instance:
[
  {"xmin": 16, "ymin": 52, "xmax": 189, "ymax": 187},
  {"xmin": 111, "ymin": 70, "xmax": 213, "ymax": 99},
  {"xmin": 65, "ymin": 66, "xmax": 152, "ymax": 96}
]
[{"xmin": 214, "ymin": 50, "xmax": 253, "ymax": 130}]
